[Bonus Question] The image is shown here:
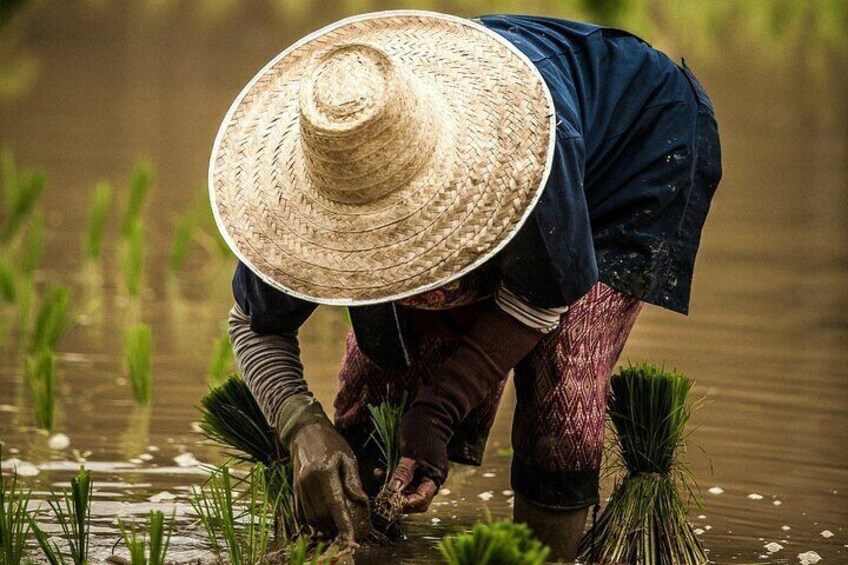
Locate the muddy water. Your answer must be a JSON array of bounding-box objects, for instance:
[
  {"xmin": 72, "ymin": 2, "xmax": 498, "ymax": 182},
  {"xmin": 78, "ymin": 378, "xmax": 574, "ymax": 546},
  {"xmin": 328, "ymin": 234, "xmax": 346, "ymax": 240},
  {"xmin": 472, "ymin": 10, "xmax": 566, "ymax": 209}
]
[{"xmin": 1, "ymin": 2, "xmax": 846, "ymax": 563}]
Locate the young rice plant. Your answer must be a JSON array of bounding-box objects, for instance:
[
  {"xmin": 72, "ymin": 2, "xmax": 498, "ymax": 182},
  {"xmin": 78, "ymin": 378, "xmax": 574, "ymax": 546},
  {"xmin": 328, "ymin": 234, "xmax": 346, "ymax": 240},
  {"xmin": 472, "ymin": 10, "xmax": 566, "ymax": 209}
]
[
  {"xmin": 84, "ymin": 180, "xmax": 112, "ymax": 260},
  {"xmin": 117, "ymin": 510, "xmax": 174, "ymax": 565},
  {"xmin": 124, "ymin": 324, "xmax": 153, "ymax": 405},
  {"xmin": 368, "ymin": 390, "xmax": 407, "ymax": 537},
  {"xmin": 190, "ymin": 464, "xmax": 276, "ymax": 565},
  {"xmin": 30, "ymin": 466, "xmax": 93, "ymax": 565},
  {"xmin": 121, "ymin": 161, "xmax": 153, "ymax": 237},
  {"xmin": 30, "ymin": 284, "xmax": 72, "ymax": 353},
  {"xmin": 0, "ymin": 445, "xmax": 33, "ymax": 565},
  {"xmin": 26, "ymin": 348, "xmax": 55, "ymax": 431}
]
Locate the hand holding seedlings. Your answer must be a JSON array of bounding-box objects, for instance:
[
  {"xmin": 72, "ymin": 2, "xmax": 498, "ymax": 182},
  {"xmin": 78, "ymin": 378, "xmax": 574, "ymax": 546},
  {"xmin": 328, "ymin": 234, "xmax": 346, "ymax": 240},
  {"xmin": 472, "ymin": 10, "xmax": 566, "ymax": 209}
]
[
  {"xmin": 384, "ymin": 456, "xmax": 439, "ymax": 513},
  {"xmin": 279, "ymin": 396, "xmax": 372, "ymax": 544}
]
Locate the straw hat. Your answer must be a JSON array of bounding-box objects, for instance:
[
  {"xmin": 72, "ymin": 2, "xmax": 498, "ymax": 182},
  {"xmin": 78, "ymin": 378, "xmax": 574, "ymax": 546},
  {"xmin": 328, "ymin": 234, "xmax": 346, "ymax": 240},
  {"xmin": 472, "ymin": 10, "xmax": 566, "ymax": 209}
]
[{"xmin": 210, "ymin": 10, "xmax": 555, "ymax": 305}]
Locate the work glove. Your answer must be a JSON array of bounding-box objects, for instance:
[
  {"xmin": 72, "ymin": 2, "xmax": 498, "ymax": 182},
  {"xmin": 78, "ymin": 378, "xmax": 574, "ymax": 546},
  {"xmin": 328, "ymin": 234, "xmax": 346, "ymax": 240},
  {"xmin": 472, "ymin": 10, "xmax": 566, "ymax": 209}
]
[
  {"xmin": 387, "ymin": 299, "xmax": 545, "ymax": 512},
  {"xmin": 277, "ymin": 395, "xmax": 372, "ymax": 542}
]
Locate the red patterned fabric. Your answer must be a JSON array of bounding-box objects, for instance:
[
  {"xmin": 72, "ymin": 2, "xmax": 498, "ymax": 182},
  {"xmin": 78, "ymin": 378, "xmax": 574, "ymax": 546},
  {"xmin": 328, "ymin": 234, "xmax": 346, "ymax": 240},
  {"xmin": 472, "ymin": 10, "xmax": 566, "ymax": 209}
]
[
  {"xmin": 333, "ymin": 282, "xmax": 641, "ymax": 484},
  {"xmin": 512, "ymin": 282, "xmax": 642, "ymax": 472}
]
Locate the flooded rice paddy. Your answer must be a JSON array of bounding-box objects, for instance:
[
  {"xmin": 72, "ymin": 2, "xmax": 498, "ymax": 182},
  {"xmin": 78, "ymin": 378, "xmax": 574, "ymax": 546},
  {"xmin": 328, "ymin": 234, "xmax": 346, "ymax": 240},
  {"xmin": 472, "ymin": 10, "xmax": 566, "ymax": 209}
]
[{"xmin": 1, "ymin": 2, "xmax": 846, "ymax": 563}]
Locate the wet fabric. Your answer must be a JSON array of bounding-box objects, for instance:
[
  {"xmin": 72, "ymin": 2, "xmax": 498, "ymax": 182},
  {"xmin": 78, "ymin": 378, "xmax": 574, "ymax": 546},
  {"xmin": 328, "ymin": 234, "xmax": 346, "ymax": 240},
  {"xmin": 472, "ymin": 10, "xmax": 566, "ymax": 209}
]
[
  {"xmin": 333, "ymin": 282, "xmax": 642, "ymax": 510},
  {"xmin": 478, "ymin": 15, "xmax": 722, "ymax": 314}
]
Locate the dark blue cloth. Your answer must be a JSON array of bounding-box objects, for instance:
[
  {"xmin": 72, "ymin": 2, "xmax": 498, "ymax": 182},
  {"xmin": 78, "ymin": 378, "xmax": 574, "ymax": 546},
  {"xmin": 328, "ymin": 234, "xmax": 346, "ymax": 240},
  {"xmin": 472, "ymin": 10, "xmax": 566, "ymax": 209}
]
[
  {"xmin": 481, "ymin": 14, "xmax": 722, "ymax": 313},
  {"xmin": 232, "ymin": 14, "xmax": 723, "ymax": 368}
]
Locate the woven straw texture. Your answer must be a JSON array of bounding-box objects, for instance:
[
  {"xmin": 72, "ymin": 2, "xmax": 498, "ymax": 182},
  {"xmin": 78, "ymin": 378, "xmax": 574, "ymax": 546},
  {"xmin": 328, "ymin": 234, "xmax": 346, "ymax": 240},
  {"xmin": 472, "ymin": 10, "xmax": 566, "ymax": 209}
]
[{"xmin": 210, "ymin": 11, "xmax": 555, "ymax": 305}]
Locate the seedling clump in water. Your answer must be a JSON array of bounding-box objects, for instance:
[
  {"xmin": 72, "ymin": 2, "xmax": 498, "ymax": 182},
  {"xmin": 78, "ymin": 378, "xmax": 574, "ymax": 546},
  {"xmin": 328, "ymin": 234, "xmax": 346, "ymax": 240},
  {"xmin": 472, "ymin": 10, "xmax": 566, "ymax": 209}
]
[
  {"xmin": 30, "ymin": 285, "xmax": 72, "ymax": 353},
  {"xmin": 26, "ymin": 348, "xmax": 55, "ymax": 431},
  {"xmin": 124, "ymin": 324, "xmax": 153, "ymax": 405},
  {"xmin": 438, "ymin": 519, "xmax": 550, "ymax": 565},
  {"xmin": 190, "ymin": 464, "xmax": 276, "ymax": 565},
  {"xmin": 84, "ymin": 180, "xmax": 113, "ymax": 260},
  {"xmin": 117, "ymin": 510, "xmax": 174, "ymax": 565},
  {"xmin": 30, "ymin": 466, "xmax": 93, "ymax": 565},
  {"xmin": 578, "ymin": 363, "xmax": 708, "ymax": 565},
  {"xmin": 0, "ymin": 445, "xmax": 33, "ymax": 565}
]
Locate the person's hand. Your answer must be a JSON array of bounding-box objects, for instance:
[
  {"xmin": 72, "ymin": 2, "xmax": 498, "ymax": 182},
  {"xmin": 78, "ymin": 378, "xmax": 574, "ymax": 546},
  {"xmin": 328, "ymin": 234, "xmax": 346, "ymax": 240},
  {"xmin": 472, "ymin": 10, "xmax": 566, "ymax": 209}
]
[
  {"xmin": 384, "ymin": 456, "xmax": 441, "ymax": 513},
  {"xmin": 278, "ymin": 395, "xmax": 371, "ymax": 542}
]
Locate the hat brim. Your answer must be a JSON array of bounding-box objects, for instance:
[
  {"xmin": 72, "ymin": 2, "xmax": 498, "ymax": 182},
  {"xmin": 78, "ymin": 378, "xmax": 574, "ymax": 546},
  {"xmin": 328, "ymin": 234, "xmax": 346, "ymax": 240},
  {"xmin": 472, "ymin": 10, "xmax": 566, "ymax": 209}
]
[{"xmin": 210, "ymin": 10, "xmax": 556, "ymax": 306}]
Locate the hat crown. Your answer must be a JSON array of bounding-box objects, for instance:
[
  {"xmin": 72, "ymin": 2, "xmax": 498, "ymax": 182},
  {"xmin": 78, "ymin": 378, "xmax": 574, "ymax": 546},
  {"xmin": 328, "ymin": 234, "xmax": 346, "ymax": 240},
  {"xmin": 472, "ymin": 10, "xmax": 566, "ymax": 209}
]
[{"xmin": 298, "ymin": 43, "xmax": 439, "ymax": 204}]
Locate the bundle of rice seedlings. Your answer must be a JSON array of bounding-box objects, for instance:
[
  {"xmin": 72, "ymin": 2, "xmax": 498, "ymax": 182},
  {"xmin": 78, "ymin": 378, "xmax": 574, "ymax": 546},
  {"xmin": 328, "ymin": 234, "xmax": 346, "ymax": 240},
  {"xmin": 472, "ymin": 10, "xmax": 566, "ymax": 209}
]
[
  {"xmin": 0, "ymin": 445, "xmax": 33, "ymax": 565},
  {"xmin": 578, "ymin": 363, "xmax": 707, "ymax": 565},
  {"xmin": 367, "ymin": 391, "xmax": 407, "ymax": 538},
  {"xmin": 124, "ymin": 324, "xmax": 153, "ymax": 405},
  {"xmin": 121, "ymin": 161, "xmax": 153, "ymax": 237},
  {"xmin": 84, "ymin": 180, "xmax": 112, "ymax": 260},
  {"xmin": 30, "ymin": 466, "xmax": 93, "ymax": 565},
  {"xmin": 190, "ymin": 464, "xmax": 276, "ymax": 565},
  {"xmin": 26, "ymin": 348, "xmax": 55, "ymax": 431},
  {"xmin": 30, "ymin": 285, "xmax": 72, "ymax": 353},
  {"xmin": 121, "ymin": 219, "xmax": 144, "ymax": 297},
  {"xmin": 117, "ymin": 510, "xmax": 173, "ymax": 565},
  {"xmin": 198, "ymin": 375, "xmax": 299, "ymax": 541},
  {"xmin": 438, "ymin": 519, "xmax": 550, "ymax": 565}
]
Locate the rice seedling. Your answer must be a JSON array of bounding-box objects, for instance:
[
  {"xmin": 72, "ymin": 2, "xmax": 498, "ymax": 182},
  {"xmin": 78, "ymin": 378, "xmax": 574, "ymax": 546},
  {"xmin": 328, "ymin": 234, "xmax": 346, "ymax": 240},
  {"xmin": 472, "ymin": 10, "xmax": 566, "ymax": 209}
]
[
  {"xmin": 124, "ymin": 324, "xmax": 153, "ymax": 405},
  {"xmin": 368, "ymin": 390, "xmax": 407, "ymax": 536},
  {"xmin": 0, "ymin": 445, "xmax": 33, "ymax": 565},
  {"xmin": 198, "ymin": 375, "xmax": 300, "ymax": 541},
  {"xmin": 0, "ymin": 149, "xmax": 46, "ymax": 243},
  {"xmin": 577, "ymin": 363, "xmax": 708, "ymax": 565},
  {"xmin": 438, "ymin": 519, "xmax": 550, "ymax": 565},
  {"xmin": 21, "ymin": 210, "xmax": 42, "ymax": 277},
  {"xmin": 117, "ymin": 510, "xmax": 174, "ymax": 565},
  {"xmin": 84, "ymin": 180, "xmax": 112, "ymax": 260},
  {"xmin": 283, "ymin": 537, "xmax": 334, "ymax": 565},
  {"xmin": 121, "ymin": 218, "xmax": 144, "ymax": 297},
  {"xmin": 30, "ymin": 284, "xmax": 72, "ymax": 353},
  {"xmin": 190, "ymin": 464, "xmax": 276, "ymax": 565},
  {"xmin": 26, "ymin": 348, "xmax": 55, "ymax": 431},
  {"xmin": 121, "ymin": 161, "xmax": 153, "ymax": 237},
  {"xmin": 367, "ymin": 390, "xmax": 407, "ymax": 482},
  {"xmin": 207, "ymin": 330, "xmax": 235, "ymax": 387},
  {"xmin": 30, "ymin": 466, "xmax": 93, "ymax": 565},
  {"xmin": 168, "ymin": 211, "xmax": 198, "ymax": 273}
]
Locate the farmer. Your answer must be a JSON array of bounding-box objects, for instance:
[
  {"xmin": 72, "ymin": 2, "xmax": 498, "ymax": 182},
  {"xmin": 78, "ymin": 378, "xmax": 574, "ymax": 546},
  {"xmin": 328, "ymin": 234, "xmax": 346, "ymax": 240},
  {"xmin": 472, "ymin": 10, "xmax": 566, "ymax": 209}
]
[{"xmin": 210, "ymin": 11, "xmax": 721, "ymax": 560}]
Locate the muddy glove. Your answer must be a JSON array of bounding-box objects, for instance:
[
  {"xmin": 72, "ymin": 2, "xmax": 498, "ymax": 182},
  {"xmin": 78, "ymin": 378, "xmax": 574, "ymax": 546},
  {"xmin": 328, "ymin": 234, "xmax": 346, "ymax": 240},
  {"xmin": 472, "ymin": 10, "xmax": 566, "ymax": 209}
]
[
  {"xmin": 390, "ymin": 299, "xmax": 545, "ymax": 510},
  {"xmin": 277, "ymin": 395, "xmax": 371, "ymax": 541}
]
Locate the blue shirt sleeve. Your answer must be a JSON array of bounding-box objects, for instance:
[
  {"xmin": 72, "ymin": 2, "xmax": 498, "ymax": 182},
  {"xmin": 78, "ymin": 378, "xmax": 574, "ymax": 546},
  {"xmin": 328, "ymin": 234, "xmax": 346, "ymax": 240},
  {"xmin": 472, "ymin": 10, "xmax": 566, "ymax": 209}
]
[{"xmin": 231, "ymin": 261, "xmax": 318, "ymax": 335}]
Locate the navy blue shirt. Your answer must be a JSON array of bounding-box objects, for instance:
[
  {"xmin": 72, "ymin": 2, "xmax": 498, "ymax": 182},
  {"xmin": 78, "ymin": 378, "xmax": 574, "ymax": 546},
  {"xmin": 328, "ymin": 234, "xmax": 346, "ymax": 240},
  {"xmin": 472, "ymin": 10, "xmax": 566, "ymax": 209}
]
[
  {"xmin": 481, "ymin": 15, "xmax": 722, "ymax": 314},
  {"xmin": 233, "ymin": 14, "xmax": 722, "ymax": 369}
]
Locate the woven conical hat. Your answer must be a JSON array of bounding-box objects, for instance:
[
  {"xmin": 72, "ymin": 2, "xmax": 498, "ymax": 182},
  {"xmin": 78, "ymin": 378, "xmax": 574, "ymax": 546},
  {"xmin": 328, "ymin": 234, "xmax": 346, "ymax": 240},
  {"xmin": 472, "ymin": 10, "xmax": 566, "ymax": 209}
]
[{"xmin": 210, "ymin": 10, "xmax": 555, "ymax": 305}]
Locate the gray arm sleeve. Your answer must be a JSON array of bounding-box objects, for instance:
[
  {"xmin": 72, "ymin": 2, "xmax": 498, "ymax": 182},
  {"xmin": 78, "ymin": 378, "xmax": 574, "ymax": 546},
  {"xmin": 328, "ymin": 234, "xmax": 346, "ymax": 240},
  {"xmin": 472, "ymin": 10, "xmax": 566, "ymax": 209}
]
[{"xmin": 227, "ymin": 301, "xmax": 311, "ymax": 428}]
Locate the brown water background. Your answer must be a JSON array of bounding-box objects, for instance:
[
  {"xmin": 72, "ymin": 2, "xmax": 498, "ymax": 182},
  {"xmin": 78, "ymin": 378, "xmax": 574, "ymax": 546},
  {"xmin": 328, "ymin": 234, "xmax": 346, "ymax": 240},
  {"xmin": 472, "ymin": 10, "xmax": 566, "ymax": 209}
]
[{"xmin": 1, "ymin": 1, "xmax": 846, "ymax": 563}]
